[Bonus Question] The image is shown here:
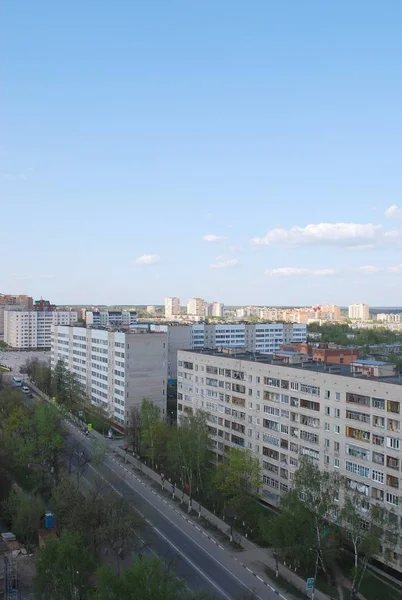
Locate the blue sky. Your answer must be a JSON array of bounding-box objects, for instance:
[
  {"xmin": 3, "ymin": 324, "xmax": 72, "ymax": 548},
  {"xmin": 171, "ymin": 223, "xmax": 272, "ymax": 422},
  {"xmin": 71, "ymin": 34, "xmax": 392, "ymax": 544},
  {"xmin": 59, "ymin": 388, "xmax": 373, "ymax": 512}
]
[{"xmin": 2, "ymin": 1, "xmax": 402, "ymax": 306}]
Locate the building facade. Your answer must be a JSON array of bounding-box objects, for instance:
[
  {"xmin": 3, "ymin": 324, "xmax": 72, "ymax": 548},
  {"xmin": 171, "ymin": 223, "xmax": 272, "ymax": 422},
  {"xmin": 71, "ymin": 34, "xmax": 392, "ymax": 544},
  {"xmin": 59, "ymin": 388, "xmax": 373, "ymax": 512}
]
[
  {"xmin": 177, "ymin": 349, "xmax": 402, "ymax": 571},
  {"xmin": 51, "ymin": 326, "xmax": 167, "ymax": 425},
  {"xmin": 187, "ymin": 298, "xmax": 206, "ymax": 317},
  {"xmin": 348, "ymin": 303, "xmax": 370, "ymax": 320},
  {"xmin": 165, "ymin": 297, "xmax": 181, "ymax": 319},
  {"xmin": 191, "ymin": 323, "xmax": 306, "ymax": 353},
  {"xmin": 85, "ymin": 310, "xmax": 137, "ymax": 328},
  {"xmin": 5, "ymin": 310, "xmax": 78, "ymax": 348},
  {"xmin": 207, "ymin": 302, "xmax": 225, "ymax": 318}
]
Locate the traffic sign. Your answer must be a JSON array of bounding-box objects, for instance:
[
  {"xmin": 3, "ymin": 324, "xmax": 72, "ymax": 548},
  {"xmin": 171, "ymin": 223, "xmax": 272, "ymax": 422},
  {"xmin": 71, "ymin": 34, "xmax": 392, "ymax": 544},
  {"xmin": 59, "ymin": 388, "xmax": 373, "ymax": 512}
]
[{"xmin": 306, "ymin": 577, "xmax": 314, "ymax": 590}]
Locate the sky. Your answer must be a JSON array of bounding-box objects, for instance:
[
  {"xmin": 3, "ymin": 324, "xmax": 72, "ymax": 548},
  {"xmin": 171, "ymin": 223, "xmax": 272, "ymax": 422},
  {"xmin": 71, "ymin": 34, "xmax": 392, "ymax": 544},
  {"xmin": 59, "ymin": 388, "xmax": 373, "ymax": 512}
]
[{"xmin": 1, "ymin": 1, "xmax": 402, "ymax": 306}]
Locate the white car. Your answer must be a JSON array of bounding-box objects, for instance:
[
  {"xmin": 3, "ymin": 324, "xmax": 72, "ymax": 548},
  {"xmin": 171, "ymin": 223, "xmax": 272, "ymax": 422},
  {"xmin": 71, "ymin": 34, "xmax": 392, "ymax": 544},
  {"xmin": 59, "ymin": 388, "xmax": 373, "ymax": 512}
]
[{"xmin": 22, "ymin": 386, "xmax": 30, "ymax": 394}]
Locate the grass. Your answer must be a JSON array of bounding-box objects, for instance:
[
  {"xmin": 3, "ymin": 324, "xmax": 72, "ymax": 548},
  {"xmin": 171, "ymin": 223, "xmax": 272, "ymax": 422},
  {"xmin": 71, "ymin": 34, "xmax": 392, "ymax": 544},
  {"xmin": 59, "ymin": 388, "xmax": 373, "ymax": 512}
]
[
  {"xmin": 264, "ymin": 565, "xmax": 307, "ymax": 600},
  {"xmin": 337, "ymin": 552, "xmax": 402, "ymax": 600}
]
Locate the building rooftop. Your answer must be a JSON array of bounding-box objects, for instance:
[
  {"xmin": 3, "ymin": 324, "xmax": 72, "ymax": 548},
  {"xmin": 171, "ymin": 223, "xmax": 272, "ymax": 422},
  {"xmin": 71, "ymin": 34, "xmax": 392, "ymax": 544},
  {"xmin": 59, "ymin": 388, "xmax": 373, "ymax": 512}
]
[{"xmin": 183, "ymin": 347, "xmax": 402, "ymax": 386}]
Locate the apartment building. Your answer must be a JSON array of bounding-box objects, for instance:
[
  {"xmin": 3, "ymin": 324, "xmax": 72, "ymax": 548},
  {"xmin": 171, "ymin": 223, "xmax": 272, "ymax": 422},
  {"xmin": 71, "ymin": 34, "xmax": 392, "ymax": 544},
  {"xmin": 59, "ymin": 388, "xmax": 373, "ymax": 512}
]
[
  {"xmin": 5, "ymin": 310, "xmax": 78, "ymax": 348},
  {"xmin": 348, "ymin": 303, "xmax": 370, "ymax": 320},
  {"xmin": 191, "ymin": 323, "xmax": 307, "ymax": 353},
  {"xmin": 177, "ymin": 348, "xmax": 402, "ymax": 571},
  {"xmin": 85, "ymin": 310, "xmax": 137, "ymax": 328},
  {"xmin": 187, "ymin": 298, "xmax": 206, "ymax": 317},
  {"xmin": 165, "ymin": 297, "xmax": 181, "ymax": 319},
  {"xmin": 206, "ymin": 302, "xmax": 224, "ymax": 318},
  {"xmin": 377, "ymin": 313, "xmax": 402, "ymax": 323},
  {"xmin": 0, "ymin": 294, "xmax": 33, "ymax": 337},
  {"xmin": 51, "ymin": 326, "xmax": 167, "ymax": 425}
]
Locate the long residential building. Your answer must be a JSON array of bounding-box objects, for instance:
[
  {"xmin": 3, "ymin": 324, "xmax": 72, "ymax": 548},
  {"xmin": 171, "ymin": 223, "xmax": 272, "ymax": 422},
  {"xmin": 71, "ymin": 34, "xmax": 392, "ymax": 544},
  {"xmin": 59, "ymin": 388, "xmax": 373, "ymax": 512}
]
[
  {"xmin": 177, "ymin": 348, "xmax": 402, "ymax": 572},
  {"xmin": 137, "ymin": 322, "xmax": 307, "ymax": 380},
  {"xmin": 5, "ymin": 310, "xmax": 78, "ymax": 348},
  {"xmin": 51, "ymin": 326, "xmax": 167, "ymax": 425},
  {"xmin": 85, "ymin": 310, "xmax": 137, "ymax": 328}
]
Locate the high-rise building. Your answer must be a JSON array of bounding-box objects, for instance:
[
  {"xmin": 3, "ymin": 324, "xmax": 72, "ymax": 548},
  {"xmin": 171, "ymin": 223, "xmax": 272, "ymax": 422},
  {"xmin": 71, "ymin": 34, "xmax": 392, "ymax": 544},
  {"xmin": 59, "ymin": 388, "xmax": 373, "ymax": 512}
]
[
  {"xmin": 187, "ymin": 298, "xmax": 206, "ymax": 317},
  {"xmin": 51, "ymin": 326, "xmax": 167, "ymax": 426},
  {"xmin": 5, "ymin": 310, "xmax": 78, "ymax": 348},
  {"xmin": 207, "ymin": 302, "xmax": 224, "ymax": 318},
  {"xmin": 177, "ymin": 348, "xmax": 402, "ymax": 572},
  {"xmin": 348, "ymin": 303, "xmax": 370, "ymax": 321},
  {"xmin": 165, "ymin": 297, "xmax": 181, "ymax": 319}
]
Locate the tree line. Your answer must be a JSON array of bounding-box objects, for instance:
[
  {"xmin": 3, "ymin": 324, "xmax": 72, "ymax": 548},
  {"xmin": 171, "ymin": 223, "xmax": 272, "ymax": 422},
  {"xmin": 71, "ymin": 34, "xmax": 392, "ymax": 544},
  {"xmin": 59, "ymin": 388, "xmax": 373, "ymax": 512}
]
[{"xmin": 0, "ymin": 378, "xmax": 212, "ymax": 599}]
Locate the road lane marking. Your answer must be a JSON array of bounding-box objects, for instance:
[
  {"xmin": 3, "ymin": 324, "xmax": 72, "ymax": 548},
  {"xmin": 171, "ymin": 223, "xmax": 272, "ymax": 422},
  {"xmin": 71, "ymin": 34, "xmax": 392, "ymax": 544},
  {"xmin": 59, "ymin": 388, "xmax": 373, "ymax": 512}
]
[{"xmin": 99, "ymin": 459, "xmax": 269, "ymax": 600}]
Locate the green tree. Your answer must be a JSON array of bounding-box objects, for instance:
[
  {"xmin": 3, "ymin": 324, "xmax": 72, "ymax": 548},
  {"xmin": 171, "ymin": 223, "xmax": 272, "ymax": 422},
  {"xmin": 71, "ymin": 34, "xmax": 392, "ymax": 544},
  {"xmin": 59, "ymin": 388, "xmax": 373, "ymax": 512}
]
[
  {"xmin": 213, "ymin": 447, "xmax": 262, "ymax": 540},
  {"xmin": 263, "ymin": 458, "xmax": 340, "ymax": 593},
  {"xmin": 125, "ymin": 406, "xmax": 143, "ymax": 455},
  {"xmin": 140, "ymin": 399, "xmax": 163, "ymax": 469},
  {"xmin": 168, "ymin": 411, "xmax": 212, "ymax": 512},
  {"xmin": 340, "ymin": 485, "xmax": 398, "ymax": 599},
  {"xmin": 95, "ymin": 556, "xmax": 191, "ymax": 600},
  {"xmin": 34, "ymin": 530, "xmax": 94, "ymax": 600},
  {"xmin": 2, "ymin": 490, "xmax": 45, "ymax": 549}
]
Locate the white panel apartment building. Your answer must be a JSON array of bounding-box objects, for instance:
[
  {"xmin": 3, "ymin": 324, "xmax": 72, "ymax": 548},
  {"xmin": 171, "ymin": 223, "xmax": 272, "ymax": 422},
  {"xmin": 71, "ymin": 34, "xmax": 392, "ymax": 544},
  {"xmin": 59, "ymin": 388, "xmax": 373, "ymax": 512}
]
[
  {"xmin": 348, "ymin": 303, "xmax": 370, "ymax": 320},
  {"xmin": 134, "ymin": 322, "xmax": 306, "ymax": 380},
  {"xmin": 165, "ymin": 297, "xmax": 181, "ymax": 319},
  {"xmin": 177, "ymin": 349, "xmax": 402, "ymax": 571},
  {"xmin": 85, "ymin": 310, "xmax": 137, "ymax": 328},
  {"xmin": 5, "ymin": 310, "xmax": 78, "ymax": 348},
  {"xmin": 51, "ymin": 326, "xmax": 168, "ymax": 425},
  {"xmin": 191, "ymin": 323, "xmax": 306, "ymax": 352}
]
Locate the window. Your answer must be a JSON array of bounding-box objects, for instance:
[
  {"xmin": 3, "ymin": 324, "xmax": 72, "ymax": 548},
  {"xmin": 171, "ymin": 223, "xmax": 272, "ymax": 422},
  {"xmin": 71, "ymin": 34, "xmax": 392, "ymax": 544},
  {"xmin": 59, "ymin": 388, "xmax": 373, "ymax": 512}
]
[
  {"xmin": 325, "ymin": 423, "xmax": 330, "ymax": 431},
  {"xmin": 386, "ymin": 493, "xmax": 399, "ymax": 506},
  {"xmin": 334, "ymin": 458, "xmax": 340, "ymax": 468},
  {"xmin": 372, "ymin": 470, "xmax": 384, "ymax": 484},
  {"xmin": 334, "ymin": 425, "xmax": 340, "ymax": 434},
  {"xmin": 325, "ymin": 406, "xmax": 330, "ymax": 416},
  {"xmin": 386, "ymin": 437, "xmax": 400, "ymax": 450},
  {"xmin": 334, "ymin": 441, "xmax": 340, "ymax": 452},
  {"xmin": 346, "ymin": 461, "xmax": 370, "ymax": 478},
  {"xmin": 387, "ymin": 401, "xmax": 400, "ymax": 414},
  {"xmin": 372, "ymin": 397, "xmax": 385, "ymax": 410},
  {"xmin": 335, "ymin": 392, "xmax": 341, "ymax": 401},
  {"xmin": 325, "ymin": 438, "xmax": 330, "ymax": 448},
  {"xmin": 372, "ymin": 451, "xmax": 384, "ymax": 465},
  {"xmin": 334, "ymin": 408, "xmax": 340, "ymax": 418}
]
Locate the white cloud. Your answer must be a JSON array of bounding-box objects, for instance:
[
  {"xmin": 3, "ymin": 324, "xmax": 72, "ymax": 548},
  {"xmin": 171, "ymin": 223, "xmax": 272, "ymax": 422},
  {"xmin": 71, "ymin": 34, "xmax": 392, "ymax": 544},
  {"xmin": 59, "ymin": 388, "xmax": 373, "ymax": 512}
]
[
  {"xmin": 388, "ymin": 264, "xmax": 402, "ymax": 273},
  {"xmin": 251, "ymin": 222, "xmax": 382, "ymax": 247},
  {"xmin": 385, "ymin": 204, "xmax": 402, "ymax": 219},
  {"xmin": 210, "ymin": 256, "xmax": 239, "ymax": 269},
  {"xmin": 227, "ymin": 245, "xmax": 242, "ymax": 252},
  {"xmin": 354, "ymin": 265, "xmax": 382, "ymax": 274},
  {"xmin": 202, "ymin": 233, "xmax": 227, "ymax": 242},
  {"xmin": 265, "ymin": 267, "xmax": 336, "ymax": 277},
  {"xmin": 133, "ymin": 254, "xmax": 161, "ymax": 265}
]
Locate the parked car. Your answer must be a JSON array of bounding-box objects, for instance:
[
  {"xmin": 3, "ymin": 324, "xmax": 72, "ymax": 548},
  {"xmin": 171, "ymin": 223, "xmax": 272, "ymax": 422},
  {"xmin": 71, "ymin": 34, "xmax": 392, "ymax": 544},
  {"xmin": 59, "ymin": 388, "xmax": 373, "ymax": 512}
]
[{"xmin": 22, "ymin": 386, "xmax": 30, "ymax": 394}]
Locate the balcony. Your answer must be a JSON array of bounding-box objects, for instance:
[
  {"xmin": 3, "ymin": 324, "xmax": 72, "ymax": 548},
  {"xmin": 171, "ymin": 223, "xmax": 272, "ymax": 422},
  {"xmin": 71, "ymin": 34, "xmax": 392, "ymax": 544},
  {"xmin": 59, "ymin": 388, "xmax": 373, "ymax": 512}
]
[{"xmin": 386, "ymin": 475, "xmax": 399, "ymax": 489}]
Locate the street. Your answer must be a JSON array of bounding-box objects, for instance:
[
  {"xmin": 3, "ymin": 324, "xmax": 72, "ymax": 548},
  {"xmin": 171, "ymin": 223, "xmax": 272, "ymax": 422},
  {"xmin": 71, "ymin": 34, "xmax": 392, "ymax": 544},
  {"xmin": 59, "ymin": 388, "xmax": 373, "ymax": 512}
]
[{"xmin": 67, "ymin": 422, "xmax": 286, "ymax": 600}]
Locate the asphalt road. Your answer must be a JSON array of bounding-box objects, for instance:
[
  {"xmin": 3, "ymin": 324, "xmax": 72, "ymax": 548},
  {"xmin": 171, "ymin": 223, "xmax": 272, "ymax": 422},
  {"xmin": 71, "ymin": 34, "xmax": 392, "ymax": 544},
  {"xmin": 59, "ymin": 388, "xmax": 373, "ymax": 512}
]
[{"xmin": 67, "ymin": 423, "xmax": 283, "ymax": 600}]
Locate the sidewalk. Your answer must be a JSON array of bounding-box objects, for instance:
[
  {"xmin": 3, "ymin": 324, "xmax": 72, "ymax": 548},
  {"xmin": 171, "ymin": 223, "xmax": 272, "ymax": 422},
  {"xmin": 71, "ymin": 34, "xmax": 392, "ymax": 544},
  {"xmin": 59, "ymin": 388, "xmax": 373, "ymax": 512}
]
[{"xmin": 110, "ymin": 444, "xmax": 331, "ymax": 600}]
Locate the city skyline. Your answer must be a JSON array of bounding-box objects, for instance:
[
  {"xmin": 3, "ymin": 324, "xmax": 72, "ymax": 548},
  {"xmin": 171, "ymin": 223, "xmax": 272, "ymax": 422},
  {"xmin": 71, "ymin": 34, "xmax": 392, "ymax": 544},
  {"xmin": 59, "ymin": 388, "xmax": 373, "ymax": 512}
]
[{"xmin": 2, "ymin": 2, "xmax": 402, "ymax": 304}]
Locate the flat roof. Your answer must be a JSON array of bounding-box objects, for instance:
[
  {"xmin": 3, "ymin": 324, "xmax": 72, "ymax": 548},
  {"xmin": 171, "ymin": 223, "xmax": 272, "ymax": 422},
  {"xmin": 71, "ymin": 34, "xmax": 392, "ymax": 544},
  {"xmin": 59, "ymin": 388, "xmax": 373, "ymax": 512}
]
[
  {"xmin": 352, "ymin": 359, "xmax": 391, "ymax": 366},
  {"xmin": 182, "ymin": 348, "xmax": 402, "ymax": 386}
]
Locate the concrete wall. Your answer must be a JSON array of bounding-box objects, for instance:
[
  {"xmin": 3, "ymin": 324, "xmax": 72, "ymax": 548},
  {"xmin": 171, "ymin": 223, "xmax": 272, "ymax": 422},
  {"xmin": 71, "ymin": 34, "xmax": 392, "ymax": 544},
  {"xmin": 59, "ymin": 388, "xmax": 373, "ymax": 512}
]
[{"xmin": 125, "ymin": 332, "xmax": 168, "ymax": 417}]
